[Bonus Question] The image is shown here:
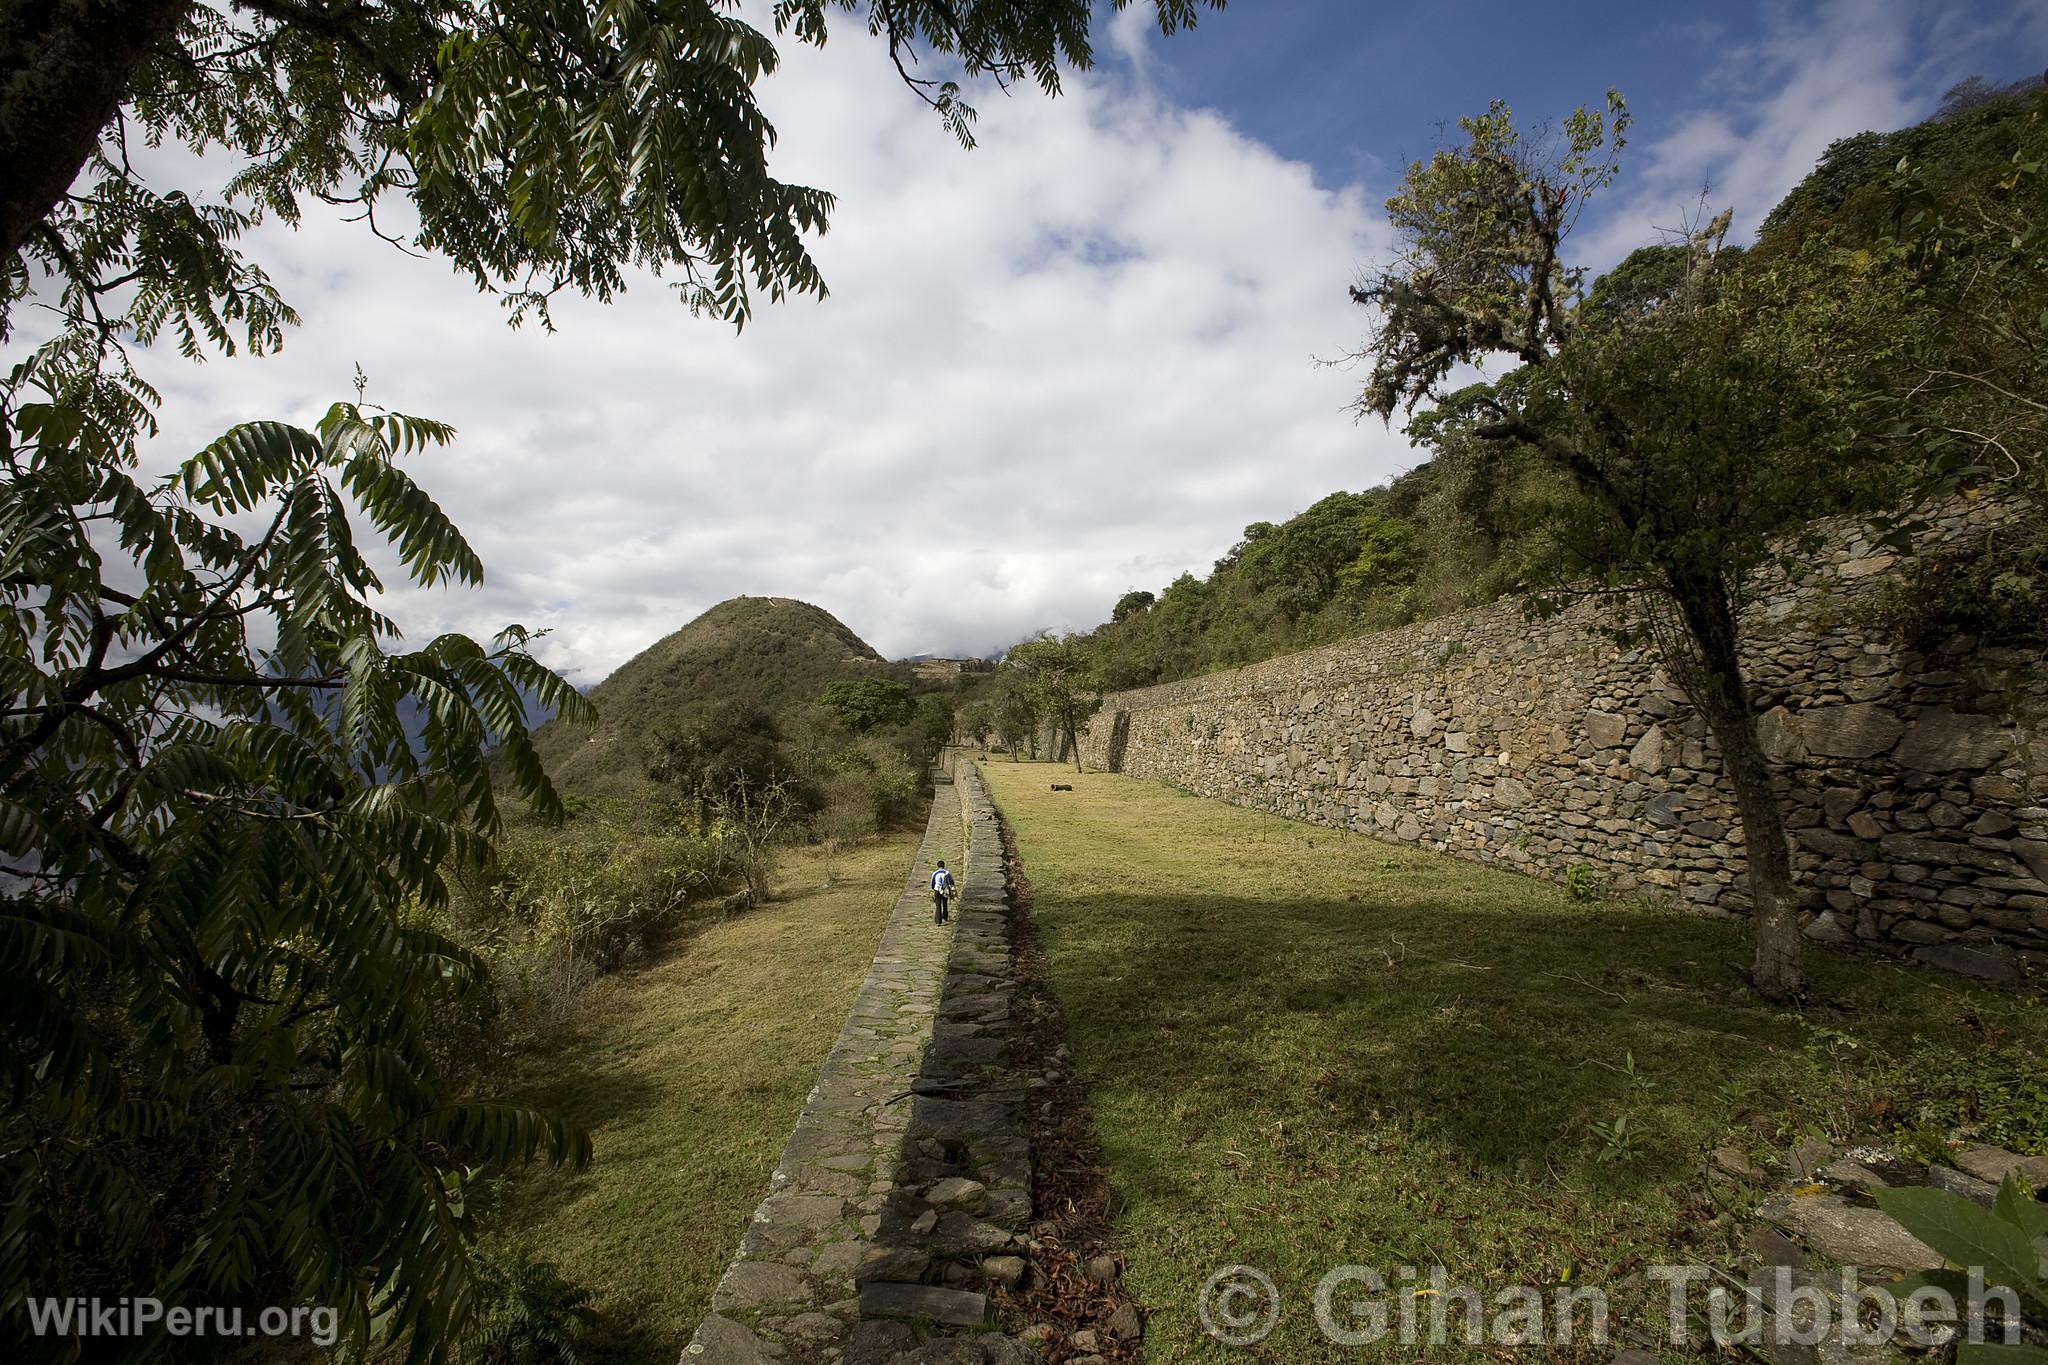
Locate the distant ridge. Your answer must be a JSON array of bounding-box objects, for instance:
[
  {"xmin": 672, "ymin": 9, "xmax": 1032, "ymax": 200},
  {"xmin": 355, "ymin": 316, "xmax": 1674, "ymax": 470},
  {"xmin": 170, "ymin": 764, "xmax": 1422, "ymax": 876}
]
[{"xmin": 533, "ymin": 596, "xmax": 889, "ymax": 794}]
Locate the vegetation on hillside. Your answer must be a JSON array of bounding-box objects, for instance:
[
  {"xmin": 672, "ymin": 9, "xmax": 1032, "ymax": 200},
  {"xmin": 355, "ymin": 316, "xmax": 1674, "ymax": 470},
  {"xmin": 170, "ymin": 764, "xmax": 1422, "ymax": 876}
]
[
  {"xmin": 446, "ymin": 597, "xmax": 952, "ymax": 1035},
  {"xmin": 531, "ymin": 597, "xmax": 889, "ymax": 794},
  {"xmin": 1079, "ymin": 77, "xmax": 2048, "ymax": 693}
]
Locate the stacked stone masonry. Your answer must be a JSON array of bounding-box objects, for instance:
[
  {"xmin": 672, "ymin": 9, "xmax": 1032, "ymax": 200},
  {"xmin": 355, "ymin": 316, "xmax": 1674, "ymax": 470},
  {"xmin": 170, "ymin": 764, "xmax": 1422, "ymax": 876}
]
[
  {"xmin": 1075, "ymin": 500, "xmax": 2047, "ymax": 978},
  {"xmin": 684, "ymin": 765, "xmax": 1042, "ymax": 1365}
]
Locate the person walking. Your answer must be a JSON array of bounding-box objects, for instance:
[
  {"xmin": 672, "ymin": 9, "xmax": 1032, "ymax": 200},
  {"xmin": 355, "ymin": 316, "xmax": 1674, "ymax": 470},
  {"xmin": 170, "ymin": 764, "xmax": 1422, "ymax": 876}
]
[{"xmin": 931, "ymin": 861, "xmax": 956, "ymax": 924}]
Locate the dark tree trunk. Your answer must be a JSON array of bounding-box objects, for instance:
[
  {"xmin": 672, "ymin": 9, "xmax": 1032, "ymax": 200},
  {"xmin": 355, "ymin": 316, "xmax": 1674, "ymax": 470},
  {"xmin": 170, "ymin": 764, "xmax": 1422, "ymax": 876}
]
[
  {"xmin": 1671, "ymin": 573, "xmax": 1805, "ymax": 1000},
  {"xmin": 0, "ymin": 0, "xmax": 191, "ymax": 262}
]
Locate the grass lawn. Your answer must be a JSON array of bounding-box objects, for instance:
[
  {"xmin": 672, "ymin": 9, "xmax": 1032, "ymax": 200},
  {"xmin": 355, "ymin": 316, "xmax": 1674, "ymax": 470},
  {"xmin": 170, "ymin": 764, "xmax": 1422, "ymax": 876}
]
[
  {"xmin": 978, "ymin": 759, "xmax": 2048, "ymax": 1363},
  {"xmin": 488, "ymin": 826, "xmax": 933, "ymax": 1361}
]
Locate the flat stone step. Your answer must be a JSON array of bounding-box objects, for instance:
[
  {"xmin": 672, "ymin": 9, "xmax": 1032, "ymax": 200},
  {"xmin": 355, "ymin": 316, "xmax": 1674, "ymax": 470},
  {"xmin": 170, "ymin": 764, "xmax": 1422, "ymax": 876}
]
[{"xmin": 857, "ymin": 1280, "xmax": 991, "ymax": 1328}]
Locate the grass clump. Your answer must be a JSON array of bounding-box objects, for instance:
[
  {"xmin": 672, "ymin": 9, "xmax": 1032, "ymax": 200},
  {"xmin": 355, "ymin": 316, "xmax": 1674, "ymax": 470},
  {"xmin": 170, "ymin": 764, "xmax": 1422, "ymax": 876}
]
[{"xmin": 980, "ymin": 762, "xmax": 2046, "ymax": 1363}]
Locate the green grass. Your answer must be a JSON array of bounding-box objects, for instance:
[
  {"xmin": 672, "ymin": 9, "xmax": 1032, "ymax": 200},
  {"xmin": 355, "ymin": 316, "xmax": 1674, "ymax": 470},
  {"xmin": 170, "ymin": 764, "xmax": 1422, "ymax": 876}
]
[
  {"xmin": 486, "ymin": 827, "xmax": 930, "ymax": 1361},
  {"xmin": 979, "ymin": 760, "xmax": 2048, "ymax": 1362}
]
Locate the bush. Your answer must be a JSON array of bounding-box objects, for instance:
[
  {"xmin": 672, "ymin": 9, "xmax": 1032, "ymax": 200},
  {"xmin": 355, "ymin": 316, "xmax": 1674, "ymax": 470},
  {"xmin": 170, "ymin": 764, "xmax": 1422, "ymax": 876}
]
[
  {"xmin": 1565, "ymin": 863, "xmax": 1606, "ymax": 902},
  {"xmin": 459, "ymin": 1246, "xmax": 596, "ymax": 1365},
  {"xmin": 447, "ymin": 804, "xmax": 730, "ymax": 1028},
  {"xmin": 1868, "ymin": 516, "xmax": 2048, "ymax": 651}
]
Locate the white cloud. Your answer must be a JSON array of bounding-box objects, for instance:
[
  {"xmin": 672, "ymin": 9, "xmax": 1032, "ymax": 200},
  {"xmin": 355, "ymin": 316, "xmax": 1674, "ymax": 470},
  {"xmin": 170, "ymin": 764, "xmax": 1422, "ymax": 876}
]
[
  {"xmin": 1574, "ymin": 0, "xmax": 2048, "ymax": 267},
  {"xmin": 108, "ymin": 15, "xmax": 1407, "ymax": 684}
]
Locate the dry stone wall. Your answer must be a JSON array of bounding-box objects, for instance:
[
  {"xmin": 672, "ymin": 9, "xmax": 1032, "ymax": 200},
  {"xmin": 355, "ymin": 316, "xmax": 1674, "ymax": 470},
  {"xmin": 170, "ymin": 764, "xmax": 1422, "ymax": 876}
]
[{"xmin": 1076, "ymin": 501, "xmax": 2048, "ymax": 977}]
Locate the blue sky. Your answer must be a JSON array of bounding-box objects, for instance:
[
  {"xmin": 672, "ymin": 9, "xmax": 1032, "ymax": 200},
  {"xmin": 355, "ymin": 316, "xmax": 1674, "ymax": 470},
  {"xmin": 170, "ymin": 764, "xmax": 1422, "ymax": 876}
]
[
  {"xmin": 102, "ymin": 0, "xmax": 2048, "ymax": 678},
  {"xmin": 1142, "ymin": 0, "xmax": 2048, "ymax": 255}
]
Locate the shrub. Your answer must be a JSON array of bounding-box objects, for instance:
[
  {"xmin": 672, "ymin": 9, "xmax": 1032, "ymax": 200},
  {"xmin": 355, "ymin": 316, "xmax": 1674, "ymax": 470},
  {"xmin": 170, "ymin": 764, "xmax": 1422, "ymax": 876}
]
[
  {"xmin": 1565, "ymin": 863, "xmax": 1606, "ymax": 902},
  {"xmin": 459, "ymin": 1246, "xmax": 596, "ymax": 1365}
]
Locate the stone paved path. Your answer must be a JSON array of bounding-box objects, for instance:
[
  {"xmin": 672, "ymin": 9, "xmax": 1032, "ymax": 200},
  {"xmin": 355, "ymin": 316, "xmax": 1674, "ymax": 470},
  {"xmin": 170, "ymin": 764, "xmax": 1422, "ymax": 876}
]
[{"xmin": 684, "ymin": 765, "xmax": 1040, "ymax": 1365}]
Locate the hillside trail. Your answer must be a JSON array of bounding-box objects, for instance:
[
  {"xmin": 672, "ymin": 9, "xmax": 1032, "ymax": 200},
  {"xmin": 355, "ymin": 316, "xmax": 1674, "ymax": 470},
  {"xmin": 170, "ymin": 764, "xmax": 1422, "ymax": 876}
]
[{"xmin": 684, "ymin": 763, "xmax": 1040, "ymax": 1365}]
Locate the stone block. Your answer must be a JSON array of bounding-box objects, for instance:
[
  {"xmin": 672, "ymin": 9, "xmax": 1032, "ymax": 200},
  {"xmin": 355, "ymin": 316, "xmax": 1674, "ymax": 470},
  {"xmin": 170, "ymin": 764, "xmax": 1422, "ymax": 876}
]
[
  {"xmin": 1629, "ymin": 724, "xmax": 1669, "ymax": 773},
  {"xmin": 1798, "ymin": 704, "xmax": 1903, "ymax": 759},
  {"xmin": 1895, "ymin": 707, "xmax": 2011, "ymax": 772},
  {"xmin": 1757, "ymin": 1193, "xmax": 1941, "ymax": 1273},
  {"xmin": 858, "ymin": 1281, "xmax": 991, "ymax": 1328},
  {"xmin": 1585, "ymin": 710, "xmax": 1627, "ymax": 749},
  {"xmin": 1912, "ymin": 940, "xmax": 2021, "ymax": 981}
]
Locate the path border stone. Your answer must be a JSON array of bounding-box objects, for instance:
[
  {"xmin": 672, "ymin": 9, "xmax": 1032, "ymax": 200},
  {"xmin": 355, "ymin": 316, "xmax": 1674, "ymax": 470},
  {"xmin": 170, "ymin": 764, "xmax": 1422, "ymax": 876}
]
[{"xmin": 683, "ymin": 765, "xmax": 1043, "ymax": 1365}]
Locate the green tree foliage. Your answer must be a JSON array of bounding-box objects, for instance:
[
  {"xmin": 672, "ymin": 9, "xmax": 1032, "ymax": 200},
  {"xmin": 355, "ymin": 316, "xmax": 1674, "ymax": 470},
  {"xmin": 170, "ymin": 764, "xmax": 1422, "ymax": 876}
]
[
  {"xmin": 914, "ymin": 692, "xmax": 956, "ymax": 759},
  {"xmin": 2, "ymin": 0, "xmax": 1223, "ymax": 350},
  {"xmin": 459, "ymin": 1245, "xmax": 597, "ymax": 1364},
  {"xmin": 989, "ymin": 669, "xmax": 1038, "ymax": 759},
  {"xmin": 1085, "ymin": 469, "xmax": 1475, "ymax": 690},
  {"xmin": 1000, "ymin": 634, "xmax": 1100, "ymax": 772},
  {"xmin": 649, "ymin": 702, "xmax": 811, "ymax": 826},
  {"xmin": 818, "ymin": 677, "xmax": 915, "ymax": 734},
  {"xmin": 0, "ymin": 397, "xmax": 592, "ymax": 1353},
  {"xmin": 956, "ymin": 699, "xmax": 994, "ymax": 749},
  {"xmin": 1743, "ymin": 79, "xmax": 2046, "ymax": 529},
  {"xmin": 1110, "ymin": 589, "xmax": 1156, "ymax": 622}
]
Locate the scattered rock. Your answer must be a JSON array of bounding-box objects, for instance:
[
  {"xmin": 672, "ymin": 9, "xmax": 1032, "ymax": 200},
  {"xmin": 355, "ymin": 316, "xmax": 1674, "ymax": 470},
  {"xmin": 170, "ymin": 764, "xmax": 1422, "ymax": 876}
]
[
  {"xmin": 1758, "ymin": 1193, "xmax": 1942, "ymax": 1273},
  {"xmin": 683, "ymin": 1315, "xmax": 779, "ymax": 1363},
  {"xmin": 1744, "ymin": 1225, "xmax": 1809, "ymax": 1270},
  {"xmin": 855, "ymin": 1246, "xmax": 930, "ymax": 1285},
  {"xmin": 843, "ymin": 1319, "xmax": 915, "ymax": 1364},
  {"xmin": 1711, "ymin": 1147, "xmax": 1766, "ymax": 1180},
  {"xmin": 982, "ymin": 1254, "xmax": 1028, "ymax": 1289},
  {"xmin": 1083, "ymin": 1254, "xmax": 1121, "ymax": 1284},
  {"xmin": 713, "ymin": 1262, "xmax": 813, "ymax": 1311},
  {"xmin": 1798, "ymin": 704, "xmax": 1903, "ymax": 760},
  {"xmin": 777, "ymin": 1312, "xmax": 842, "ymax": 1342},
  {"xmin": 925, "ymin": 1176, "xmax": 989, "ymax": 1210},
  {"xmin": 1069, "ymin": 1329, "xmax": 1100, "ymax": 1353},
  {"xmin": 1894, "ymin": 707, "xmax": 2011, "ymax": 771},
  {"xmin": 1816, "ymin": 1158, "xmax": 1891, "ymax": 1192},
  {"xmin": 1585, "ymin": 710, "xmax": 1627, "ymax": 749},
  {"xmin": 1953, "ymin": 1144, "xmax": 2048, "ymax": 1193},
  {"xmin": 915, "ymin": 1339, "xmax": 986, "ymax": 1365},
  {"xmin": 911, "ymin": 1209, "xmax": 939, "ymax": 1236},
  {"xmin": 981, "ymin": 1338, "xmax": 1044, "ymax": 1365},
  {"xmin": 1757, "ymin": 705, "xmax": 1804, "ymax": 762},
  {"xmin": 1928, "ymin": 1165, "xmax": 2000, "ymax": 1209},
  {"xmin": 1911, "ymin": 943, "xmax": 2020, "ymax": 982},
  {"xmin": 1106, "ymin": 1302, "xmax": 1144, "ymax": 1341},
  {"xmin": 1629, "ymin": 724, "xmax": 1669, "ymax": 773}
]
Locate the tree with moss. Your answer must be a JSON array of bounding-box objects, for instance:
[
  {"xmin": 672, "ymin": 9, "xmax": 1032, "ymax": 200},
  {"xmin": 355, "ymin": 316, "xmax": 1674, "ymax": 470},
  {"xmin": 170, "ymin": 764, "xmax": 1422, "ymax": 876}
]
[{"xmin": 1346, "ymin": 93, "xmax": 1877, "ymax": 1001}]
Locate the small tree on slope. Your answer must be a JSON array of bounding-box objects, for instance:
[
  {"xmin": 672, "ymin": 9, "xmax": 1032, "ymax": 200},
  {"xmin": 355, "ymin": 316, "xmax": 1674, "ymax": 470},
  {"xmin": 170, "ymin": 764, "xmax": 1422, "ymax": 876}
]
[{"xmin": 1345, "ymin": 95, "xmax": 1879, "ymax": 1001}]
